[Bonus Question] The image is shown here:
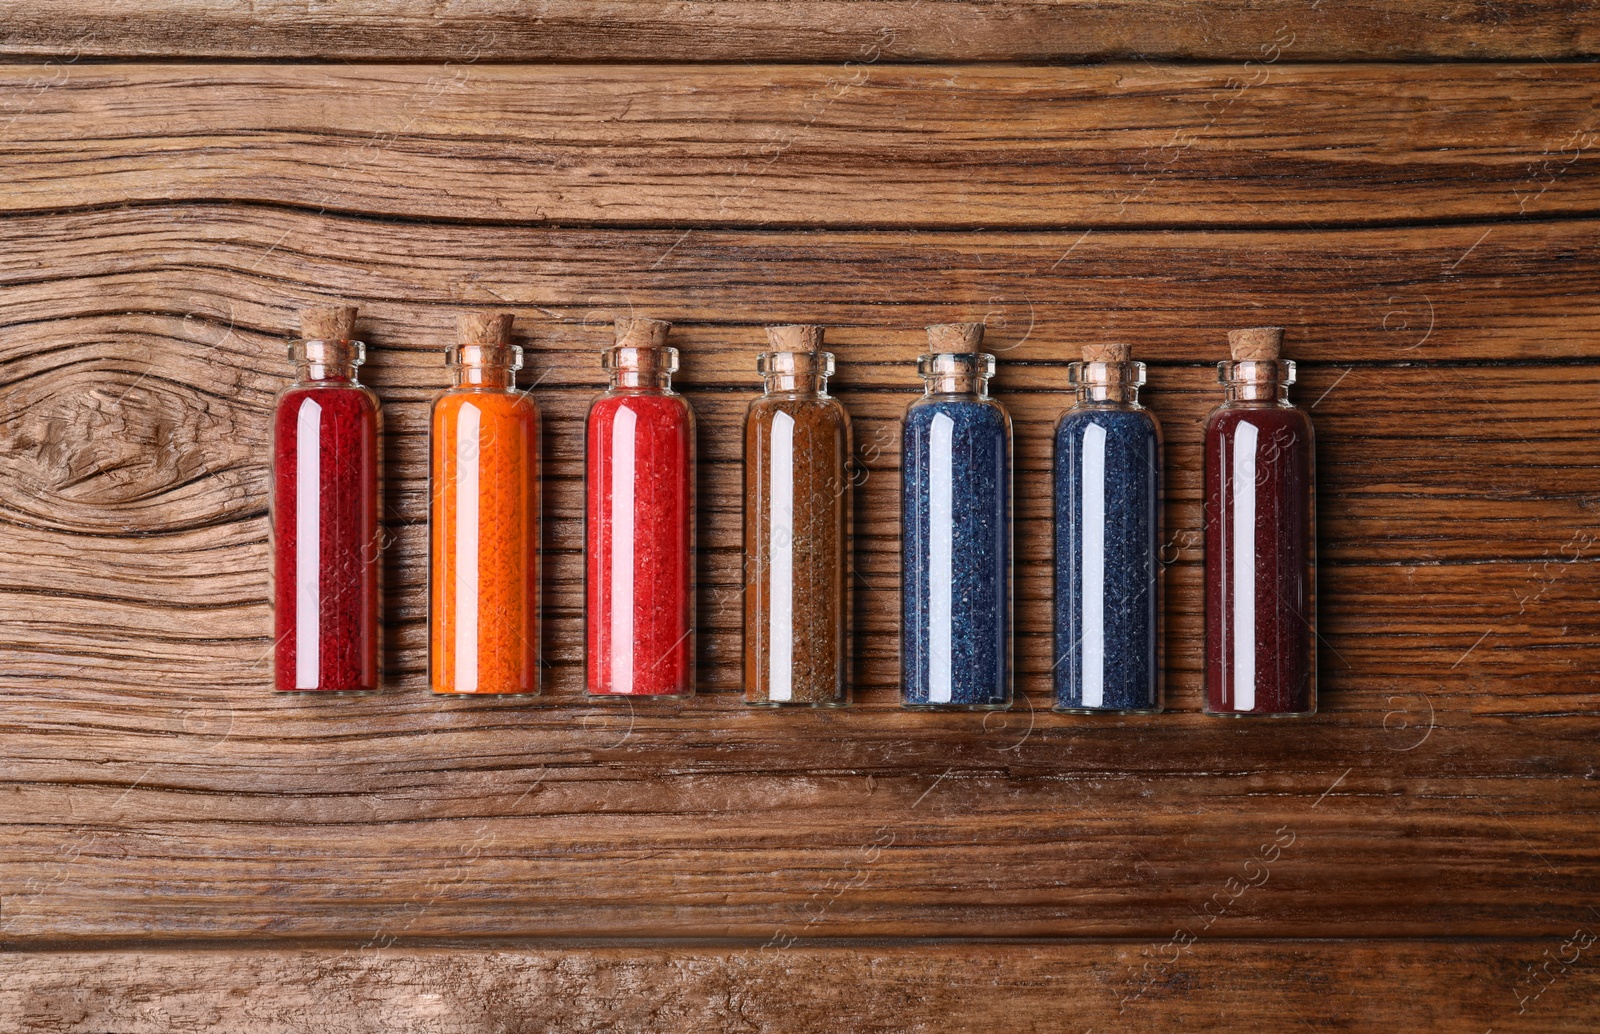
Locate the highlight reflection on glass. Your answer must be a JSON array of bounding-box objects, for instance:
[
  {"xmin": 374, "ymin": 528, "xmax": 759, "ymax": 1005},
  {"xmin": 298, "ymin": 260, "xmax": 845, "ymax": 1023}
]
[
  {"xmin": 766, "ymin": 410, "xmax": 795, "ymax": 702},
  {"xmin": 293, "ymin": 399, "xmax": 323, "ymax": 688}
]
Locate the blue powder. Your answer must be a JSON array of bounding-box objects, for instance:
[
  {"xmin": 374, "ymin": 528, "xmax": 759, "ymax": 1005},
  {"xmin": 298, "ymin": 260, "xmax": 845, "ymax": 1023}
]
[
  {"xmin": 901, "ymin": 397, "xmax": 1011, "ymax": 708},
  {"xmin": 1053, "ymin": 406, "xmax": 1162, "ymax": 712}
]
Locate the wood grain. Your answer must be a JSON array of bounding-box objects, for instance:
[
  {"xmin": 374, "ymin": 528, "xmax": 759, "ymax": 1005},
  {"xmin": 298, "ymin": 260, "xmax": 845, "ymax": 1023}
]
[
  {"xmin": 3, "ymin": 65, "xmax": 1599, "ymax": 227},
  {"xmin": 1, "ymin": 712, "xmax": 1598, "ymax": 940},
  {"xmin": 2, "ymin": 299, "xmax": 1597, "ymax": 941},
  {"xmin": 2, "ymin": 1, "xmax": 1597, "ymax": 62},
  {"xmin": 3, "ymin": 303, "xmax": 1596, "ymax": 693},
  {"xmin": 1, "ymin": 7, "xmax": 1598, "ymax": 1022},
  {"xmin": 4, "ymin": 207, "xmax": 1597, "ymax": 362},
  {"xmin": 6, "ymin": 943, "xmax": 1600, "ymax": 1032},
  {"xmin": 2, "ymin": 182, "xmax": 1596, "ymax": 943}
]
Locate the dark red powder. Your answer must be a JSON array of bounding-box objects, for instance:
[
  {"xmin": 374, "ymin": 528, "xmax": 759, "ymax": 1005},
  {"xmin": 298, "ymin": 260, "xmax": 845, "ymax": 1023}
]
[
  {"xmin": 1203, "ymin": 406, "xmax": 1316, "ymax": 715},
  {"xmin": 585, "ymin": 392, "xmax": 694, "ymax": 696},
  {"xmin": 271, "ymin": 384, "xmax": 381, "ymax": 692}
]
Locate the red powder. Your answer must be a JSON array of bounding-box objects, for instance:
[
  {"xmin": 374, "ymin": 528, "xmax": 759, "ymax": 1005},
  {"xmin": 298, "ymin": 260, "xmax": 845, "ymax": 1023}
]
[
  {"xmin": 271, "ymin": 385, "xmax": 381, "ymax": 692},
  {"xmin": 585, "ymin": 392, "xmax": 694, "ymax": 696}
]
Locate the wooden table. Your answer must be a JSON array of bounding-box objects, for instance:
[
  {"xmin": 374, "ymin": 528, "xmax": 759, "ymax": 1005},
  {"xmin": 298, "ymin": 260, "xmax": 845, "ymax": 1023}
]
[{"xmin": 2, "ymin": 3, "xmax": 1597, "ymax": 1029}]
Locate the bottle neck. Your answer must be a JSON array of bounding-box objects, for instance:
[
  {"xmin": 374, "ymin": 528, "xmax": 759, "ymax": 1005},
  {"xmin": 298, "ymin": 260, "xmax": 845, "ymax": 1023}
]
[
  {"xmin": 295, "ymin": 361, "xmax": 358, "ymax": 384},
  {"xmin": 605, "ymin": 345, "xmax": 677, "ymax": 392},
  {"xmin": 448, "ymin": 344, "xmax": 521, "ymax": 391},
  {"xmin": 454, "ymin": 366, "xmax": 517, "ymax": 389},
  {"xmin": 1219, "ymin": 359, "xmax": 1296, "ymax": 404},
  {"xmin": 1070, "ymin": 360, "xmax": 1144, "ymax": 405},
  {"xmin": 759, "ymin": 350, "xmax": 832, "ymax": 395},
  {"xmin": 290, "ymin": 340, "xmax": 363, "ymax": 385},
  {"xmin": 611, "ymin": 369, "xmax": 674, "ymax": 390},
  {"xmin": 919, "ymin": 352, "xmax": 994, "ymax": 397}
]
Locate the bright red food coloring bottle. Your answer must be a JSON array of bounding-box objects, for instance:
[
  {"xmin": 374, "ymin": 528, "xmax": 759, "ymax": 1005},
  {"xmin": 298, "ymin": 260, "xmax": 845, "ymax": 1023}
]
[
  {"xmin": 269, "ymin": 304, "xmax": 382, "ymax": 693},
  {"xmin": 585, "ymin": 317, "xmax": 695, "ymax": 697}
]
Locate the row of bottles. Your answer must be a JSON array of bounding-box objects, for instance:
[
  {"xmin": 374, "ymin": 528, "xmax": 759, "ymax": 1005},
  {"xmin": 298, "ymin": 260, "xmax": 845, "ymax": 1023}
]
[{"xmin": 270, "ymin": 307, "xmax": 1316, "ymax": 716}]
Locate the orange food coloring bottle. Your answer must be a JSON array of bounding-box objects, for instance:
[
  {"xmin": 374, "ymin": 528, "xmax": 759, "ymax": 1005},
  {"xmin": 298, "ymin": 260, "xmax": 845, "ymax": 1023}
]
[{"xmin": 429, "ymin": 313, "xmax": 541, "ymax": 695}]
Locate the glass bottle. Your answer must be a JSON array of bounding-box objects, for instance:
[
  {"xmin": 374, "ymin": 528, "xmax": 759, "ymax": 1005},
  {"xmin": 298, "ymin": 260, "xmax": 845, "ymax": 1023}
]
[
  {"xmin": 901, "ymin": 323, "xmax": 1012, "ymax": 710},
  {"xmin": 744, "ymin": 326, "xmax": 851, "ymax": 707},
  {"xmin": 1203, "ymin": 326, "xmax": 1317, "ymax": 716},
  {"xmin": 269, "ymin": 305, "xmax": 382, "ymax": 693},
  {"xmin": 1054, "ymin": 343, "xmax": 1163, "ymax": 714},
  {"xmin": 429, "ymin": 313, "xmax": 541, "ymax": 695},
  {"xmin": 586, "ymin": 317, "xmax": 696, "ymax": 697}
]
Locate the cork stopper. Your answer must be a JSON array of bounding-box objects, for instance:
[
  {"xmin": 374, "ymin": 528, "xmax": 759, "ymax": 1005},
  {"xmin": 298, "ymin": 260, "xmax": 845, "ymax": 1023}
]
[
  {"xmin": 300, "ymin": 304, "xmax": 358, "ymax": 342},
  {"xmin": 459, "ymin": 312, "xmax": 514, "ymax": 346},
  {"xmin": 1072, "ymin": 342, "xmax": 1142, "ymax": 401},
  {"xmin": 614, "ymin": 317, "xmax": 672, "ymax": 349},
  {"xmin": 605, "ymin": 319, "xmax": 677, "ymax": 387},
  {"xmin": 1228, "ymin": 326, "xmax": 1283, "ymax": 362},
  {"xmin": 765, "ymin": 324, "xmax": 825, "ymax": 351},
  {"xmin": 447, "ymin": 310, "xmax": 522, "ymax": 376},
  {"xmin": 1082, "ymin": 342, "xmax": 1132, "ymax": 363},
  {"xmin": 926, "ymin": 322, "xmax": 985, "ymax": 354}
]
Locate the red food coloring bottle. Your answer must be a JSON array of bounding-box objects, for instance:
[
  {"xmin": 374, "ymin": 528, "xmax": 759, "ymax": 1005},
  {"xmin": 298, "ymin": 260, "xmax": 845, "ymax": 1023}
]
[
  {"xmin": 1203, "ymin": 326, "xmax": 1317, "ymax": 716},
  {"xmin": 269, "ymin": 304, "xmax": 382, "ymax": 693},
  {"xmin": 584, "ymin": 317, "xmax": 696, "ymax": 697}
]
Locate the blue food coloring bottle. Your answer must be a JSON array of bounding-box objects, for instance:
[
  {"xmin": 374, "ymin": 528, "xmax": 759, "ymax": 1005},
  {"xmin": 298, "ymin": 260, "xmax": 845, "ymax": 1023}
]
[
  {"xmin": 1053, "ymin": 343, "xmax": 1163, "ymax": 714},
  {"xmin": 901, "ymin": 323, "xmax": 1012, "ymax": 710}
]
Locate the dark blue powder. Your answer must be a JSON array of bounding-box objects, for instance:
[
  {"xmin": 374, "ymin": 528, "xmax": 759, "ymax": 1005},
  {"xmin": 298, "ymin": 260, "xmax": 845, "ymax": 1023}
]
[
  {"xmin": 901, "ymin": 396, "xmax": 1011, "ymax": 708},
  {"xmin": 1053, "ymin": 406, "xmax": 1162, "ymax": 712}
]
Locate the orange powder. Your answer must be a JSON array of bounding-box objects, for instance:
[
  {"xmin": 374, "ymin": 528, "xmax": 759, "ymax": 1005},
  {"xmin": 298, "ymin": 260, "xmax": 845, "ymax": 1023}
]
[{"xmin": 430, "ymin": 389, "xmax": 540, "ymax": 694}]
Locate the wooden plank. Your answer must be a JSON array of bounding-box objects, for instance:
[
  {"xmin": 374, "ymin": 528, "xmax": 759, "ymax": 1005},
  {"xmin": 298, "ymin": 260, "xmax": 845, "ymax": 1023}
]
[
  {"xmin": 0, "ymin": 713, "xmax": 1597, "ymax": 941},
  {"xmin": 2, "ymin": 64, "xmax": 1599, "ymax": 227},
  {"xmin": 5, "ymin": 942, "xmax": 1599, "ymax": 1032},
  {"xmin": 1, "ymin": 1, "xmax": 1596, "ymax": 62},
  {"xmin": 3, "ymin": 207, "xmax": 1596, "ymax": 363}
]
